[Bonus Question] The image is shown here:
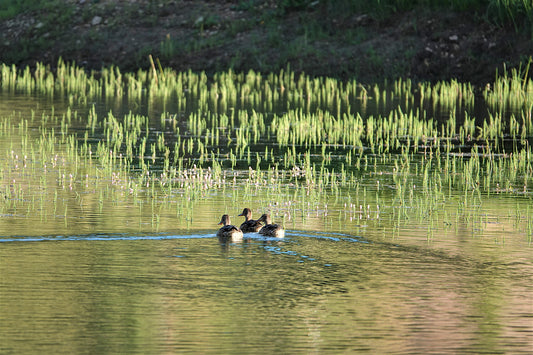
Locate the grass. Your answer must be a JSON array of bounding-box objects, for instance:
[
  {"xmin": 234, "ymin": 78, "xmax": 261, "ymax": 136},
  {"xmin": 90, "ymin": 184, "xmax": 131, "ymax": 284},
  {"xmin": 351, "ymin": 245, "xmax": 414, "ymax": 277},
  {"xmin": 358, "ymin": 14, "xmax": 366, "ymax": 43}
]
[
  {"xmin": 0, "ymin": 60, "xmax": 531, "ymax": 239},
  {"xmin": 1, "ymin": 0, "xmax": 530, "ymax": 84},
  {"xmin": 0, "ymin": 0, "xmax": 52, "ymax": 20}
]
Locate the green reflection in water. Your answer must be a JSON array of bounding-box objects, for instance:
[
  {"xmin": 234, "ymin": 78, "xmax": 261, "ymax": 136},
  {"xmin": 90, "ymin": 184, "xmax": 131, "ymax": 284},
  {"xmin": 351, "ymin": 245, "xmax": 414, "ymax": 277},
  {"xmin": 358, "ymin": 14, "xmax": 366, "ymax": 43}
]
[
  {"xmin": 1, "ymin": 234, "xmax": 530, "ymax": 353},
  {"xmin": 0, "ymin": 62, "xmax": 531, "ymax": 353}
]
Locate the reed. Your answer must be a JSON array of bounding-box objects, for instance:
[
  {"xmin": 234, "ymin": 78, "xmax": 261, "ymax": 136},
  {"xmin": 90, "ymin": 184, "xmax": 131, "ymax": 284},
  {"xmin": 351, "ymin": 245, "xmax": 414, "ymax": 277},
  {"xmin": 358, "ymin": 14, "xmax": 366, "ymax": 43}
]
[{"xmin": 0, "ymin": 60, "xmax": 530, "ymax": 238}]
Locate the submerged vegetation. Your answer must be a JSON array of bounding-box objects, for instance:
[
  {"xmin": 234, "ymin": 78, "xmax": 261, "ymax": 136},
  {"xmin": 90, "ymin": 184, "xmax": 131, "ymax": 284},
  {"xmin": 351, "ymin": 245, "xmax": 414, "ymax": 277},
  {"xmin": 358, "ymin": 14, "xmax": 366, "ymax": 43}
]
[{"xmin": 0, "ymin": 60, "xmax": 531, "ymax": 240}]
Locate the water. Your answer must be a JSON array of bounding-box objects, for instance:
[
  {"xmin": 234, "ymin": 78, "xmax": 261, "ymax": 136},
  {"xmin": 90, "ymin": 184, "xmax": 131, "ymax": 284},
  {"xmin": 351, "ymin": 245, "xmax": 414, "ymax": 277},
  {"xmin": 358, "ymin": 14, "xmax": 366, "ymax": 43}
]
[
  {"xmin": 0, "ymin": 78, "xmax": 532, "ymax": 353},
  {"xmin": 1, "ymin": 231, "xmax": 531, "ymax": 354}
]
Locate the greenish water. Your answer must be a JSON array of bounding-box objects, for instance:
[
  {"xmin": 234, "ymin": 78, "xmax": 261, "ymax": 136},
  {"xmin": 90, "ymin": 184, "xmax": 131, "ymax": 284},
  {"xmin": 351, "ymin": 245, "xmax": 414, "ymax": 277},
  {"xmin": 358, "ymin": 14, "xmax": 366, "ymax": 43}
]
[
  {"xmin": 0, "ymin": 74, "xmax": 532, "ymax": 354},
  {"xmin": 1, "ymin": 232, "xmax": 531, "ymax": 354}
]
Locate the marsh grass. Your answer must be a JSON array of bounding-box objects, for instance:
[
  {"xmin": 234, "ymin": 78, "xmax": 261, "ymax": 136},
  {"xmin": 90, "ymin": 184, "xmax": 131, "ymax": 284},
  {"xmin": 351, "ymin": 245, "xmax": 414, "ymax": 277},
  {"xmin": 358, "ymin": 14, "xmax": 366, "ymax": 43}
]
[{"xmin": 0, "ymin": 61, "xmax": 531, "ymax": 238}]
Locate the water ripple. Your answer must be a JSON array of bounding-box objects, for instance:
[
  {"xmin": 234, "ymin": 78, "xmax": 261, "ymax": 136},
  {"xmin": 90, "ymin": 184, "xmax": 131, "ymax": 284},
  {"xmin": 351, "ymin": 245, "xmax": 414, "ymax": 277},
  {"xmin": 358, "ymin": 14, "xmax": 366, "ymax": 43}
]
[
  {"xmin": 0, "ymin": 230, "xmax": 368, "ymax": 244},
  {"xmin": 0, "ymin": 233, "xmax": 216, "ymax": 243},
  {"xmin": 286, "ymin": 230, "xmax": 370, "ymax": 243}
]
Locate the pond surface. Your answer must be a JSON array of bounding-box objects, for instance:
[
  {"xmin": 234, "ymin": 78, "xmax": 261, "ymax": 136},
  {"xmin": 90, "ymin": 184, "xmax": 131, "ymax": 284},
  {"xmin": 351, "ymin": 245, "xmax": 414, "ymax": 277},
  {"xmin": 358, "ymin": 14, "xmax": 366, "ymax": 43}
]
[
  {"xmin": 2, "ymin": 230, "xmax": 531, "ymax": 354},
  {"xmin": 0, "ymin": 67, "xmax": 532, "ymax": 354}
]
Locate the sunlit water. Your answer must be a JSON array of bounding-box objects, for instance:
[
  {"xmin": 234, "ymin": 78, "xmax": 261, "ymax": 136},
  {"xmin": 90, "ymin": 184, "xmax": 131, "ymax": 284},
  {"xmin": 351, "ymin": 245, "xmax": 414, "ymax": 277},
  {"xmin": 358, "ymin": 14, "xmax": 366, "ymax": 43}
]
[
  {"xmin": 0, "ymin": 90, "xmax": 532, "ymax": 353},
  {"xmin": 1, "ymin": 230, "xmax": 531, "ymax": 354}
]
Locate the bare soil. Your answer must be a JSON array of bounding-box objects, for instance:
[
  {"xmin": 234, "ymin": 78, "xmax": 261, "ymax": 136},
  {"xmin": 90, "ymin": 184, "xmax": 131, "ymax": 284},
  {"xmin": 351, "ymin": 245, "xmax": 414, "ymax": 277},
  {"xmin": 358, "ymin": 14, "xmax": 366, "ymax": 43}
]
[{"xmin": 1, "ymin": 0, "xmax": 531, "ymax": 85}]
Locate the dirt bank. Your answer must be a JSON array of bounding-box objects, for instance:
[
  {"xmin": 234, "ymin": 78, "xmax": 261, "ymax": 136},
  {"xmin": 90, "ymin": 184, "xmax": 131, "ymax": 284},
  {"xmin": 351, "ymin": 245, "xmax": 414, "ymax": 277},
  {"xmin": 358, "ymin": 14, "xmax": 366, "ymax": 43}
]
[{"xmin": 1, "ymin": 0, "xmax": 531, "ymax": 84}]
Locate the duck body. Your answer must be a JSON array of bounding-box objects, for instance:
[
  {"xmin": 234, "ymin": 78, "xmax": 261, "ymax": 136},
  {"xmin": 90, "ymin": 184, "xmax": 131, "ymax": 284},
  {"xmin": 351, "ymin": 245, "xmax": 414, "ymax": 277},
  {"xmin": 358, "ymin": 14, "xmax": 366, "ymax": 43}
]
[
  {"xmin": 259, "ymin": 224, "xmax": 285, "ymax": 238},
  {"xmin": 217, "ymin": 214, "xmax": 244, "ymax": 240},
  {"xmin": 257, "ymin": 214, "xmax": 285, "ymax": 238},
  {"xmin": 238, "ymin": 208, "xmax": 263, "ymax": 233}
]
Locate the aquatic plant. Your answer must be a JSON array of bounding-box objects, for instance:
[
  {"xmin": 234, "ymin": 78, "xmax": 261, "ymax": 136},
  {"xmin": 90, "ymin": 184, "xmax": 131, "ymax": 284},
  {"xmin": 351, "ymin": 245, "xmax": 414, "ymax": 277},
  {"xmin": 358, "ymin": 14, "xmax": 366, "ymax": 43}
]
[{"xmin": 0, "ymin": 61, "xmax": 530, "ymax": 239}]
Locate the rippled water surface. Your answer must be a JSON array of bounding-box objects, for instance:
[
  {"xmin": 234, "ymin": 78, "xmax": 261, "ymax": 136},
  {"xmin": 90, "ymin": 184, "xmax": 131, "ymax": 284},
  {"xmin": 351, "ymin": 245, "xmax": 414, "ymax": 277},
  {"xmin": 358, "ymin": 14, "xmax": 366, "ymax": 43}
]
[
  {"xmin": 0, "ymin": 76, "xmax": 532, "ymax": 354},
  {"xmin": 0, "ymin": 229, "xmax": 530, "ymax": 354}
]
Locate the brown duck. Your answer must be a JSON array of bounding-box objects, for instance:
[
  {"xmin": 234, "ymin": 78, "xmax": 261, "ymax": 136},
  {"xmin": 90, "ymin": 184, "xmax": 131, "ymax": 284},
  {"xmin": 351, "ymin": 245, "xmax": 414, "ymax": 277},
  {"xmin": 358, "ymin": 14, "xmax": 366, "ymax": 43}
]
[
  {"xmin": 238, "ymin": 208, "xmax": 263, "ymax": 233},
  {"xmin": 257, "ymin": 214, "xmax": 285, "ymax": 238},
  {"xmin": 217, "ymin": 214, "xmax": 244, "ymax": 240}
]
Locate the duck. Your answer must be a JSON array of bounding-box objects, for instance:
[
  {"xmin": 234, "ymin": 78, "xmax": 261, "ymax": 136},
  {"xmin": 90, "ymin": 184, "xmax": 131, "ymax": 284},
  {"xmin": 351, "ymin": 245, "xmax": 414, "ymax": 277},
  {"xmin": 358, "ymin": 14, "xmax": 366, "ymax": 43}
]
[
  {"xmin": 238, "ymin": 208, "xmax": 263, "ymax": 233},
  {"xmin": 217, "ymin": 214, "xmax": 243, "ymax": 240},
  {"xmin": 257, "ymin": 214, "xmax": 285, "ymax": 238}
]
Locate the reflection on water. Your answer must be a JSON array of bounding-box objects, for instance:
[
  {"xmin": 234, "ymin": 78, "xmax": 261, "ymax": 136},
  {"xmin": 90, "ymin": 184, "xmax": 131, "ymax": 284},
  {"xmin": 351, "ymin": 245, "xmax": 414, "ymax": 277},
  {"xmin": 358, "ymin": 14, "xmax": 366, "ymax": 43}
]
[
  {"xmin": 1, "ymin": 231, "xmax": 531, "ymax": 354},
  {"xmin": 0, "ymin": 75, "xmax": 531, "ymax": 353}
]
